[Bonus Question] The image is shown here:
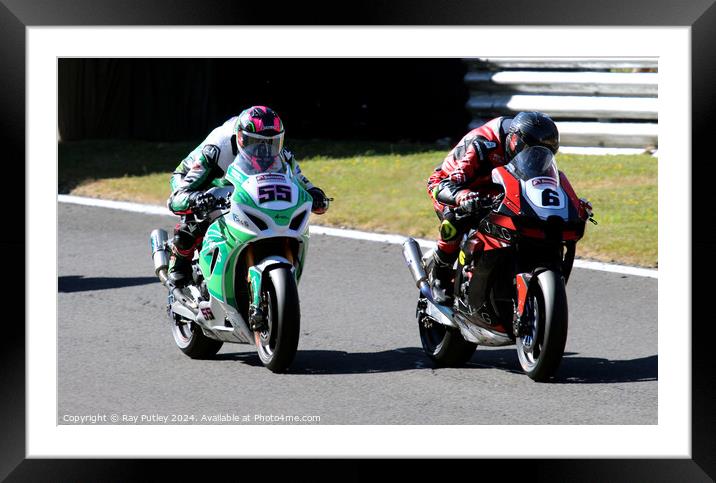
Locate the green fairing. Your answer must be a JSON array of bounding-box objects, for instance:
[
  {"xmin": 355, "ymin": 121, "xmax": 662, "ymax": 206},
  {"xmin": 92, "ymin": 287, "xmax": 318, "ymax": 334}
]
[
  {"xmin": 248, "ymin": 266, "xmax": 262, "ymax": 306},
  {"xmin": 199, "ymin": 217, "xmax": 256, "ymax": 306},
  {"xmin": 198, "ymin": 162, "xmax": 311, "ymax": 310},
  {"xmin": 225, "ymin": 164, "xmax": 314, "ymax": 226}
]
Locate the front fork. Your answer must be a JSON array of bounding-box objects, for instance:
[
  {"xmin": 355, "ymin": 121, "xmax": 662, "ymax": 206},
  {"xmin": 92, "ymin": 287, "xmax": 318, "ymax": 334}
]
[
  {"xmin": 513, "ymin": 272, "xmax": 532, "ymax": 337},
  {"xmin": 247, "ymin": 265, "xmax": 267, "ymax": 331},
  {"xmin": 245, "ymin": 243, "xmax": 297, "ymax": 331}
]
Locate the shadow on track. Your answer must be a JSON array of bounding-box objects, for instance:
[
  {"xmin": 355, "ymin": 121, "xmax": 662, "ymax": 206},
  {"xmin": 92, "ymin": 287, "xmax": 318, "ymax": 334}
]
[
  {"xmin": 59, "ymin": 275, "xmax": 157, "ymax": 293},
  {"xmin": 554, "ymin": 353, "xmax": 657, "ymax": 384},
  {"xmin": 463, "ymin": 349, "xmax": 656, "ymax": 383},
  {"xmin": 215, "ymin": 347, "xmax": 656, "ymax": 383},
  {"xmin": 214, "ymin": 347, "xmax": 434, "ymax": 374}
]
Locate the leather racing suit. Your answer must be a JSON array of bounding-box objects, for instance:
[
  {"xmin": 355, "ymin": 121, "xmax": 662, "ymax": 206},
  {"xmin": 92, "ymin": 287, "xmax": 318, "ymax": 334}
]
[
  {"xmin": 167, "ymin": 116, "xmax": 322, "ymax": 285},
  {"xmin": 427, "ymin": 116, "xmax": 514, "ymax": 260}
]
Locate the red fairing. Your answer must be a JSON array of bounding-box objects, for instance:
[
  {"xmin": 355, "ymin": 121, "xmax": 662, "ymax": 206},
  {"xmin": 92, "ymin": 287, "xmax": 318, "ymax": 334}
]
[
  {"xmin": 515, "ymin": 273, "xmax": 530, "ymax": 317},
  {"xmin": 488, "ymin": 212, "xmax": 517, "ymax": 230},
  {"xmin": 477, "ymin": 232, "xmax": 504, "ymax": 251},
  {"xmin": 559, "ymin": 171, "xmax": 585, "ymax": 219},
  {"xmin": 495, "ymin": 166, "xmax": 521, "ymax": 215}
]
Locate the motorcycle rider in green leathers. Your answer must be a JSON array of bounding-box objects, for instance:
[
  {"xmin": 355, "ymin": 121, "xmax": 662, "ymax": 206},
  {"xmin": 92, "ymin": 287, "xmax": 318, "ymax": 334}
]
[{"xmin": 167, "ymin": 106, "xmax": 330, "ymax": 287}]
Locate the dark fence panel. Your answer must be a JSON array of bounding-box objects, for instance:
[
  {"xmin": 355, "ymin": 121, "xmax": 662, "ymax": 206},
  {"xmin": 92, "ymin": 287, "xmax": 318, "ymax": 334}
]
[{"xmin": 58, "ymin": 58, "xmax": 470, "ymax": 143}]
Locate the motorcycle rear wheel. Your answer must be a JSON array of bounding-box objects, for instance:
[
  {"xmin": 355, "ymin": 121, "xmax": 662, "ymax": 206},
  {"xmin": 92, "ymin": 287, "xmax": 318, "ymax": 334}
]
[
  {"xmin": 418, "ymin": 306, "xmax": 477, "ymax": 367},
  {"xmin": 255, "ymin": 266, "xmax": 300, "ymax": 373},
  {"xmin": 170, "ymin": 312, "xmax": 223, "ymax": 359},
  {"xmin": 516, "ymin": 269, "xmax": 568, "ymax": 382}
]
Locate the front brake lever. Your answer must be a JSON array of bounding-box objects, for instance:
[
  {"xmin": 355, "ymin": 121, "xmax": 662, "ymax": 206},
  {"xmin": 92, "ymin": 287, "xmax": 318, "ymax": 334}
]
[
  {"xmin": 490, "ymin": 193, "xmax": 505, "ymax": 209},
  {"xmin": 218, "ymin": 197, "xmax": 232, "ymax": 210},
  {"xmin": 193, "ymin": 200, "xmax": 227, "ymax": 223}
]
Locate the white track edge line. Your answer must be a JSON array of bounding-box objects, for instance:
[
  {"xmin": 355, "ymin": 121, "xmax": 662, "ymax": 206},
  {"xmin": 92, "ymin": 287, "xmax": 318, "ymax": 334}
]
[{"xmin": 58, "ymin": 194, "xmax": 657, "ymax": 279}]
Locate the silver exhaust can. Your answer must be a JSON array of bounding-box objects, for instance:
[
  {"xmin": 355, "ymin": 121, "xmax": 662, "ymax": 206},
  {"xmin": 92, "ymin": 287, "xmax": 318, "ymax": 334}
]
[
  {"xmin": 150, "ymin": 229, "xmax": 170, "ymax": 277},
  {"xmin": 402, "ymin": 238, "xmax": 428, "ymax": 286},
  {"xmin": 402, "ymin": 238, "xmax": 434, "ymax": 300}
]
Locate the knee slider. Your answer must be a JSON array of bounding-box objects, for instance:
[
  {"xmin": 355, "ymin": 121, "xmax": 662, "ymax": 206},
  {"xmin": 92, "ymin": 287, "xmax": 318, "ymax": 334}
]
[{"xmin": 440, "ymin": 219, "xmax": 458, "ymax": 241}]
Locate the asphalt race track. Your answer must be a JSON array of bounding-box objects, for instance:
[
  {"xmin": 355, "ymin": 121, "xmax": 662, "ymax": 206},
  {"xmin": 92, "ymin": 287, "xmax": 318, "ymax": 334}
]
[{"xmin": 58, "ymin": 203, "xmax": 657, "ymax": 425}]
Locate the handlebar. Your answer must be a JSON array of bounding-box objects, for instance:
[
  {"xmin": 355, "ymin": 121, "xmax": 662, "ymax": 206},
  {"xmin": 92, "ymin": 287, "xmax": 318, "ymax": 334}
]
[
  {"xmin": 453, "ymin": 192, "xmax": 504, "ymax": 216},
  {"xmin": 192, "ymin": 187, "xmax": 234, "ymax": 221},
  {"xmin": 205, "ymin": 185, "xmax": 234, "ymax": 201}
]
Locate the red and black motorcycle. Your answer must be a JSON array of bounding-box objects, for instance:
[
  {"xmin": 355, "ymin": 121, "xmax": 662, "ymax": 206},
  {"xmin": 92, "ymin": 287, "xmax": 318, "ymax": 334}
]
[{"xmin": 402, "ymin": 146, "xmax": 595, "ymax": 382}]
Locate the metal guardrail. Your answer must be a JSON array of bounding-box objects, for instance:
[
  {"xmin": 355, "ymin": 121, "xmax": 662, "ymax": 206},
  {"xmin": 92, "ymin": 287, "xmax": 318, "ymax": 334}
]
[
  {"xmin": 464, "ymin": 58, "xmax": 658, "ymax": 150},
  {"xmin": 466, "ymin": 94, "xmax": 657, "ymax": 120},
  {"xmin": 465, "ymin": 71, "xmax": 658, "ymax": 96},
  {"xmin": 466, "ymin": 57, "xmax": 658, "ymax": 70}
]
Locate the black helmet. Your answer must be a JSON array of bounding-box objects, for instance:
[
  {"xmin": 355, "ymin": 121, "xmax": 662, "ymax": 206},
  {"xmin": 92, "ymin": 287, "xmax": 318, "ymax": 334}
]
[{"xmin": 504, "ymin": 112, "xmax": 559, "ymax": 162}]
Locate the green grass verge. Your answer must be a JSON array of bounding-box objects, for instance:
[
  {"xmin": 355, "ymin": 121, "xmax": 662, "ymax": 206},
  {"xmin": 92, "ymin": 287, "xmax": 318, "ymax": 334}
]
[{"xmin": 59, "ymin": 139, "xmax": 657, "ymax": 267}]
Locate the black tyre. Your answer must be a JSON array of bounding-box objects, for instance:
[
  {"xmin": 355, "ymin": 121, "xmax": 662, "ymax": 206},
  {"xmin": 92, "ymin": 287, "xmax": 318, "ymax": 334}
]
[
  {"xmin": 516, "ymin": 269, "xmax": 568, "ymax": 382},
  {"xmin": 255, "ymin": 266, "xmax": 300, "ymax": 373},
  {"xmin": 418, "ymin": 301, "xmax": 477, "ymax": 367},
  {"xmin": 170, "ymin": 313, "xmax": 223, "ymax": 359}
]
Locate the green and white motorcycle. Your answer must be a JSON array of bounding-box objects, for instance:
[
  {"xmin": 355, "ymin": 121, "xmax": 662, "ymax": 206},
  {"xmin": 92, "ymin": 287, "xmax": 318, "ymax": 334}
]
[{"xmin": 149, "ymin": 155, "xmax": 316, "ymax": 372}]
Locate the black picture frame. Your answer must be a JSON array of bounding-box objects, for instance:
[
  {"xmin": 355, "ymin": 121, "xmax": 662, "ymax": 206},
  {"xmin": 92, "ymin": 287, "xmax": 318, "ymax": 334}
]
[{"xmin": 5, "ymin": 0, "xmax": 714, "ymax": 480}]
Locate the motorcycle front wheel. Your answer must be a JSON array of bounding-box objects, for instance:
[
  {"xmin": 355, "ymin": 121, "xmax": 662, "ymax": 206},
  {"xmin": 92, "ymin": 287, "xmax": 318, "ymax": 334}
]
[
  {"xmin": 515, "ymin": 269, "xmax": 569, "ymax": 382},
  {"xmin": 255, "ymin": 266, "xmax": 300, "ymax": 373},
  {"xmin": 418, "ymin": 300, "xmax": 477, "ymax": 367}
]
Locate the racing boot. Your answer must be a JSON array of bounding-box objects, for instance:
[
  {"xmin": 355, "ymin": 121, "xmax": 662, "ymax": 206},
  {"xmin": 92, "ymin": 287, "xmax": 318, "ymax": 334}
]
[
  {"xmin": 430, "ymin": 249, "xmax": 456, "ymax": 305},
  {"xmin": 167, "ymin": 252, "xmax": 193, "ymax": 288}
]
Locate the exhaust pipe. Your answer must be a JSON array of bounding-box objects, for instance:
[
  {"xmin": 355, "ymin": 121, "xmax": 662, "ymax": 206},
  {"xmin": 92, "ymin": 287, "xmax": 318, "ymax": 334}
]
[
  {"xmin": 402, "ymin": 238, "xmax": 433, "ymax": 300},
  {"xmin": 150, "ymin": 229, "xmax": 170, "ymax": 284},
  {"xmin": 403, "ymin": 238, "xmax": 458, "ymax": 325},
  {"xmin": 150, "ymin": 228, "xmax": 199, "ymax": 312}
]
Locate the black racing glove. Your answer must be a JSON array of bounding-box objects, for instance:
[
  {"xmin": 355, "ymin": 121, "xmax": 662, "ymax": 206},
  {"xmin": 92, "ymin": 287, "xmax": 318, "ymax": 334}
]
[
  {"xmin": 190, "ymin": 192, "xmax": 217, "ymax": 216},
  {"xmin": 455, "ymin": 190, "xmax": 499, "ymax": 214},
  {"xmin": 455, "ymin": 191, "xmax": 482, "ymax": 213},
  {"xmin": 308, "ymin": 187, "xmax": 330, "ymax": 214}
]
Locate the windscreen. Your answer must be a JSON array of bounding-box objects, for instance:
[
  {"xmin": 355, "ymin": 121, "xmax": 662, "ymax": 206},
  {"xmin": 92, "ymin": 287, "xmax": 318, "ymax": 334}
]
[{"xmin": 507, "ymin": 146, "xmax": 559, "ymax": 182}]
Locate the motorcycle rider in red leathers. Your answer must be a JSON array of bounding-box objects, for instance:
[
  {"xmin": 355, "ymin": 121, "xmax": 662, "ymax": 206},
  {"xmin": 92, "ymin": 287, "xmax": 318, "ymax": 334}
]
[{"xmin": 426, "ymin": 111, "xmax": 561, "ymax": 305}]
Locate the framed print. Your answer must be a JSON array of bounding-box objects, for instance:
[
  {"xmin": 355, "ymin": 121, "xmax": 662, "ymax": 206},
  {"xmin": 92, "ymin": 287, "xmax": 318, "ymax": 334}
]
[{"xmin": 4, "ymin": 0, "xmax": 715, "ymax": 480}]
